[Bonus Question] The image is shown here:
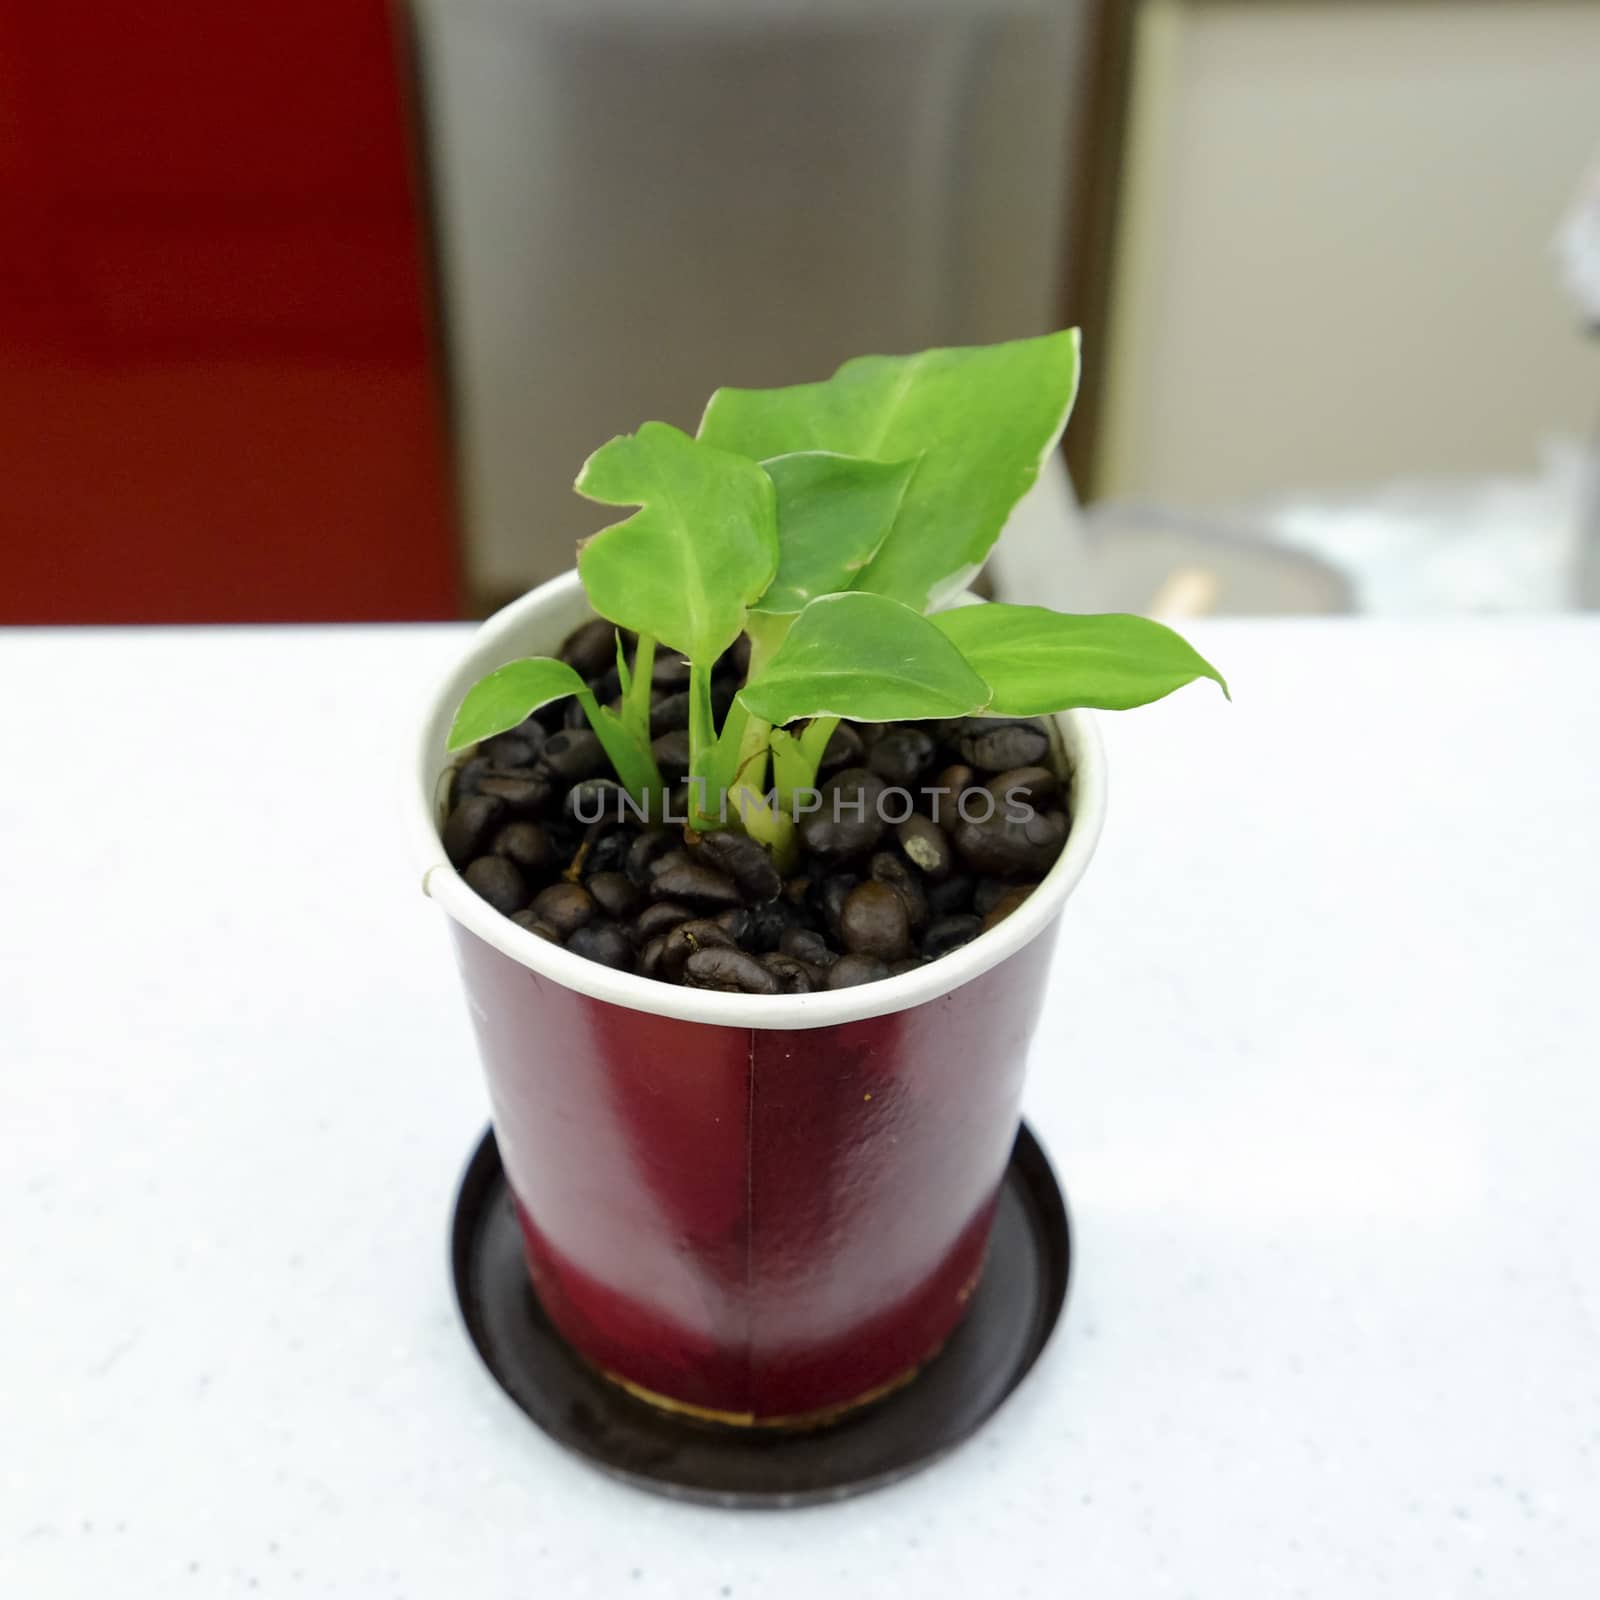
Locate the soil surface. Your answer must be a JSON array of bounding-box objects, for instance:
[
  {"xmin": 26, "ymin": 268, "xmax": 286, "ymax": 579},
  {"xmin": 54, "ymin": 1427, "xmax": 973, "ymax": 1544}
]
[{"xmin": 442, "ymin": 618, "xmax": 1071, "ymax": 992}]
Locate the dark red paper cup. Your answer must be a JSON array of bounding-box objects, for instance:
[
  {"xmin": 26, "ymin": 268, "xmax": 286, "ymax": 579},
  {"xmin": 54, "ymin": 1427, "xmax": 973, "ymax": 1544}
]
[{"xmin": 412, "ymin": 572, "xmax": 1106, "ymax": 1424}]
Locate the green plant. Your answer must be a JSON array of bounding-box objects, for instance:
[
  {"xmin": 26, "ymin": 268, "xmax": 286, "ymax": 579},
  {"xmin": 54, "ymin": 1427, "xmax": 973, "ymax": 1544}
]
[{"xmin": 447, "ymin": 331, "xmax": 1226, "ymax": 864}]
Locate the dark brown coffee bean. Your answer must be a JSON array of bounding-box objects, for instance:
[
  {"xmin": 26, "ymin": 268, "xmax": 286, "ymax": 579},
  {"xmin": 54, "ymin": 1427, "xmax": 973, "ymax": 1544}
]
[
  {"xmin": 651, "ymin": 650, "xmax": 692, "ymax": 687},
  {"xmin": 565, "ymin": 777, "xmax": 638, "ymax": 825},
  {"xmin": 984, "ymin": 765, "xmax": 1059, "ymax": 809},
  {"xmin": 923, "ymin": 914, "xmax": 983, "ymax": 959},
  {"xmin": 625, "ymin": 828, "xmax": 674, "ymax": 887},
  {"xmin": 585, "ymin": 830, "xmax": 632, "ymax": 877},
  {"xmin": 799, "ymin": 767, "xmax": 886, "ymax": 860},
  {"xmin": 559, "ymin": 617, "xmax": 620, "ymax": 679},
  {"xmin": 492, "ymin": 820, "xmax": 553, "ymax": 876},
  {"xmin": 632, "ymin": 900, "xmax": 693, "ymax": 942},
  {"xmin": 925, "ymin": 873, "xmax": 975, "ymax": 917},
  {"xmin": 475, "ymin": 770, "xmax": 553, "ymax": 816},
  {"xmin": 531, "ymin": 882, "xmax": 596, "ymax": 939},
  {"xmin": 887, "ymin": 956, "xmax": 926, "ymax": 976},
  {"xmin": 481, "ymin": 732, "xmax": 540, "ymax": 767},
  {"xmin": 779, "ymin": 927, "xmax": 836, "ymax": 968},
  {"xmin": 567, "ymin": 922, "xmax": 636, "ymax": 971},
  {"xmin": 826, "ymin": 953, "xmax": 890, "ymax": 989},
  {"xmin": 652, "ymin": 682, "xmax": 733, "ymax": 737},
  {"xmin": 982, "ymin": 885, "xmax": 1035, "ymax": 930},
  {"xmin": 637, "ymin": 934, "xmax": 669, "ymax": 978},
  {"xmin": 760, "ymin": 954, "xmax": 822, "ymax": 993},
  {"xmin": 650, "ymin": 855, "xmax": 743, "ymax": 910},
  {"xmin": 867, "ymin": 728, "xmax": 937, "ymax": 787},
  {"xmin": 973, "ymin": 877, "xmax": 1015, "ymax": 916},
  {"xmin": 540, "ymin": 730, "xmax": 608, "ymax": 784},
  {"xmin": 587, "ymin": 871, "xmax": 643, "ymax": 921},
  {"xmin": 450, "ymin": 755, "xmax": 493, "ymax": 806},
  {"xmin": 812, "ymin": 873, "xmax": 858, "ymax": 943},
  {"xmin": 817, "ymin": 723, "xmax": 864, "ymax": 773},
  {"xmin": 870, "ymin": 852, "xmax": 928, "ymax": 931},
  {"xmin": 927, "ymin": 765, "xmax": 974, "ymax": 828},
  {"xmin": 953, "ymin": 808, "xmax": 1068, "ymax": 877},
  {"xmin": 748, "ymin": 899, "xmax": 799, "ymax": 953},
  {"xmin": 443, "ymin": 794, "xmax": 506, "ymax": 868},
  {"xmin": 510, "ymin": 911, "xmax": 560, "ymax": 941},
  {"xmin": 562, "ymin": 698, "xmax": 590, "ymax": 730},
  {"xmin": 464, "ymin": 855, "xmax": 527, "ymax": 916},
  {"xmin": 661, "ymin": 918, "xmax": 737, "ymax": 982},
  {"xmin": 959, "ymin": 720, "xmax": 1049, "ymax": 773},
  {"xmin": 684, "ymin": 947, "xmax": 780, "ymax": 994},
  {"xmin": 694, "ymin": 830, "xmax": 782, "ymax": 904},
  {"xmin": 714, "ymin": 907, "xmax": 755, "ymax": 946},
  {"xmin": 896, "ymin": 814, "xmax": 953, "ymax": 880},
  {"xmin": 650, "ymin": 728, "xmax": 692, "ymax": 784},
  {"xmin": 839, "ymin": 882, "xmax": 911, "ymax": 961}
]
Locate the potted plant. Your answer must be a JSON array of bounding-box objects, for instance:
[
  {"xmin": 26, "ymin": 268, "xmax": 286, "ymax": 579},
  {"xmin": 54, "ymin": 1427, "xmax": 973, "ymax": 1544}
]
[{"xmin": 411, "ymin": 331, "xmax": 1224, "ymax": 1427}]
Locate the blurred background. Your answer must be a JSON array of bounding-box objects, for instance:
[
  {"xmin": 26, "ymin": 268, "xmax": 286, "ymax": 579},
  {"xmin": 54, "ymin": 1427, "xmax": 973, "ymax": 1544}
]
[{"xmin": 3, "ymin": 0, "xmax": 1598, "ymax": 626}]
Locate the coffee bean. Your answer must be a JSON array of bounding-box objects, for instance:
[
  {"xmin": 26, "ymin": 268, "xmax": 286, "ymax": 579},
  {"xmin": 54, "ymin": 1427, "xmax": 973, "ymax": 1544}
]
[
  {"xmin": 650, "ymin": 855, "xmax": 743, "ymax": 910},
  {"xmin": 559, "ymin": 617, "xmax": 620, "ymax": 679},
  {"xmin": 925, "ymin": 873, "xmax": 976, "ymax": 917},
  {"xmin": 779, "ymin": 927, "xmax": 836, "ymax": 968},
  {"xmin": 684, "ymin": 947, "xmax": 780, "ymax": 994},
  {"xmin": 826, "ymin": 953, "xmax": 890, "ymax": 989},
  {"xmin": 492, "ymin": 820, "xmax": 553, "ymax": 876},
  {"xmin": 870, "ymin": 852, "xmax": 928, "ymax": 931},
  {"xmin": 443, "ymin": 794, "xmax": 506, "ymax": 868},
  {"xmin": 591, "ymin": 666, "xmax": 623, "ymax": 704},
  {"xmin": 959, "ymin": 720, "xmax": 1049, "ymax": 773},
  {"xmin": 587, "ymin": 871, "xmax": 643, "ymax": 921},
  {"xmin": 984, "ymin": 765, "xmax": 1059, "ymax": 809},
  {"xmin": 895, "ymin": 814, "xmax": 953, "ymax": 880},
  {"xmin": 650, "ymin": 729, "xmax": 692, "ymax": 784},
  {"xmin": 927, "ymin": 765, "xmax": 974, "ymax": 828},
  {"xmin": 747, "ymin": 899, "xmax": 799, "ymax": 953},
  {"xmin": 652, "ymin": 650, "xmax": 692, "ymax": 687},
  {"xmin": 475, "ymin": 770, "xmax": 553, "ymax": 816},
  {"xmin": 799, "ymin": 767, "xmax": 886, "ymax": 860},
  {"xmin": 539, "ymin": 730, "xmax": 608, "ymax": 784},
  {"xmin": 661, "ymin": 918, "xmax": 737, "ymax": 982},
  {"xmin": 922, "ymin": 914, "xmax": 983, "ymax": 958},
  {"xmin": 973, "ymin": 877, "xmax": 1014, "ymax": 916},
  {"xmin": 481, "ymin": 732, "xmax": 540, "ymax": 767},
  {"xmin": 868, "ymin": 728, "xmax": 937, "ymax": 787},
  {"xmin": 450, "ymin": 755, "xmax": 493, "ymax": 805},
  {"xmin": 464, "ymin": 855, "xmax": 528, "ymax": 916},
  {"xmin": 632, "ymin": 900, "xmax": 693, "ymax": 942},
  {"xmin": 714, "ymin": 907, "xmax": 755, "ymax": 946},
  {"xmin": 531, "ymin": 882, "xmax": 596, "ymax": 939},
  {"xmin": 887, "ymin": 956, "xmax": 926, "ymax": 977},
  {"xmin": 637, "ymin": 934, "xmax": 669, "ymax": 979},
  {"xmin": 760, "ymin": 954, "xmax": 822, "ymax": 993},
  {"xmin": 811, "ymin": 873, "xmax": 858, "ymax": 943},
  {"xmin": 982, "ymin": 885, "xmax": 1035, "ymax": 930},
  {"xmin": 625, "ymin": 828, "xmax": 675, "ymax": 887},
  {"xmin": 694, "ymin": 830, "xmax": 782, "ymax": 904},
  {"xmin": 584, "ymin": 829, "xmax": 632, "ymax": 877},
  {"xmin": 565, "ymin": 777, "xmax": 637, "ymax": 825},
  {"xmin": 817, "ymin": 723, "xmax": 864, "ymax": 773},
  {"xmin": 510, "ymin": 911, "xmax": 560, "ymax": 941},
  {"xmin": 652, "ymin": 682, "xmax": 733, "ymax": 737},
  {"xmin": 562, "ymin": 698, "xmax": 590, "ymax": 730},
  {"xmin": 953, "ymin": 808, "xmax": 1068, "ymax": 877},
  {"xmin": 839, "ymin": 882, "xmax": 911, "ymax": 961},
  {"xmin": 567, "ymin": 922, "xmax": 636, "ymax": 971}
]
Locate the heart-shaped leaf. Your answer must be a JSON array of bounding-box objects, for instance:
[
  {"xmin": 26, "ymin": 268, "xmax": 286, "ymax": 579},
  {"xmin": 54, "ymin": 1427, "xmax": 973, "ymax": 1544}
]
[
  {"xmin": 447, "ymin": 657, "xmax": 587, "ymax": 751},
  {"xmin": 754, "ymin": 452, "xmax": 916, "ymax": 615},
  {"xmin": 577, "ymin": 421, "xmax": 777, "ymax": 663},
  {"xmin": 739, "ymin": 592, "xmax": 992, "ymax": 726},
  {"xmin": 699, "ymin": 332, "xmax": 1079, "ymax": 611},
  {"xmin": 933, "ymin": 604, "xmax": 1229, "ymax": 713}
]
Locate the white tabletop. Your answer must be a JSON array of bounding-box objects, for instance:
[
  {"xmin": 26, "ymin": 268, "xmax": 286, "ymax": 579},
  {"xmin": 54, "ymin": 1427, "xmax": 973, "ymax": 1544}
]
[{"xmin": 3, "ymin": 618, "xmax": 1597, "ymax": 1598}]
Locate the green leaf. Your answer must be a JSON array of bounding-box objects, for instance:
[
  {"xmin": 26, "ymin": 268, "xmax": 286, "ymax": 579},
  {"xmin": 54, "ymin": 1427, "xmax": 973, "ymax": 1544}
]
[
  {"xmin": 754, "ymin": 452, "xmax": 916, "ymax": 614},
  {"xmin": 739, "ymin": 592, "xmax": 992, "ymax": 726},
  {"xmin": 699, "ymin": 331, "xmax": 1079, "ymax": 611},
  {"xmin": 932, "ymin": 604, "xmax": 1229, "ymax": 714},
  {"xmin": 576, "ymin": 421, "xmax": 778, "ymax": 663},
  {"xmin": 447, "ymin": 657, "xmax": 588, "ymax": 751}
]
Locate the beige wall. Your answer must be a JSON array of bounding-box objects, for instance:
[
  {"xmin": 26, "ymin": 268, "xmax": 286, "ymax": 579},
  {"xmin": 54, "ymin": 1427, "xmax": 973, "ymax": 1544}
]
[{"xmin": 1099, "ymin": 0, "xmax": 1600, "ymax": 504}]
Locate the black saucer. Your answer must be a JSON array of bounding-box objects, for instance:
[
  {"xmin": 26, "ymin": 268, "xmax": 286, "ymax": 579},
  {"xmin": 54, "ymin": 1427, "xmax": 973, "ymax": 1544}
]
[{"xmin": 449, "ymin": 1121, "xmax": 1072, "ymax": 1508}]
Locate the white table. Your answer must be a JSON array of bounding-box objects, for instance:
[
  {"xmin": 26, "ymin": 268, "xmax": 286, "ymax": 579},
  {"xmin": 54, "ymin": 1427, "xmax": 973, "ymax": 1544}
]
[{"xmin": 3, "ymin": 619, "xmax": 1597, "ymax": 1598}]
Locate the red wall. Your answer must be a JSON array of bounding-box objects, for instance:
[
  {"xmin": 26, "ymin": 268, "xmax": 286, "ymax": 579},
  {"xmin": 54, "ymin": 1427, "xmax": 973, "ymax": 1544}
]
[{"xmin": 0, "ymin": 4, "xmax": 461, "ymax": 622}]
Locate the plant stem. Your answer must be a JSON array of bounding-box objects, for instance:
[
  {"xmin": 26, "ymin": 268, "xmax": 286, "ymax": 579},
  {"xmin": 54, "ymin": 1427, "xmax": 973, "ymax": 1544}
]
[
  {"xmin": 686, "ymin": 659, "xmax": 721, "ymax": 830},
  {"xmin": 576, "ymin": 686, "xmax": 662, "ymax": 818},
  {"xmin": 621, "ymin": 633, "xmax": 655, "ymax": 748}
]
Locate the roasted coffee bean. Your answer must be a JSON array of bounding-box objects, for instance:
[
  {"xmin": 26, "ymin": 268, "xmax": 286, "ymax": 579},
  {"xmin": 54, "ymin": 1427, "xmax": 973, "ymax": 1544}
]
[
  {"xmin": 779, "ymin": 927, "xmax": 836, "ymax": 968},
  {"xmin": 650, "ymin": 855, "xmax": 743, "ymax": 910},
  {"xmin": 839, "ymin": 882, "xmax": 912, "ymax": 961},
  {"xmin": 464, "ymin": 855, "xmax": 528, "ymax": 916},
  {"xmin": 695, "ymin": 830, "xmax": 782, "ymax": 904},
  {"xmin": 714, "ymin": 907, "xmax": 755, "ymax": 946},
  {"xmin": 817, "ymin": 723, "xmax": 864, "ymax": 773},
  {"xmin": 984, "ymin": 765, "xmax": 1059, "ymax": 809},
  {"xmin": 826, "ymin": 953, "xmax": 890, "ymax": 989},
  {"xmin": 870, "ymin": 852, "xmax": 928, "ymax": 931},
  {"xmin": 661, "ymin": 919, "xmax": 737, "ymax": 982},
  {"xmin": 887, "ymin": 956, "xmax": 926, "ymax": 977},
  {"xmin": 565, "ymin": 777, "xmax": 637, "ymax": 825},
  {"xmin": 632, "ymin": 900, "xmax": 693, "ymax": 942},
  {"xmin": 566, "ymin": 921, "xmax": 636, "ymax": 971},
  {"xmin": 684, "ymin": 947, "xmax": 780, "ymax": 994},
  {"xmin": 718, "ymin": 635, "xmax": 752, "ymax": 680},
  {"xmin": 652, "ymin": 650, "xmax": 692, "ymax": 687},
  {"xmin": 450, "ymin": 755, "xmax": 493, "ymax": 805},
  {"xmin": 587, "ymin": 871, "xmax": 643, "ymax": 921},
  {"xmin": 959, "ymin": 720, "xmax": 1049, "ymax": 773},
  {"xmin": 811, "ymin": 873, "xmax": 858, "ymax": 943},
  {"xmin": 799, "ymin": 767, "xmax": 886, "ymax": 860},
  {"xmin": 562, "ymin": 698, "xmax": 590, "ymax": 730},
  {"xmin": 953, "ymin": 808, "xmax": 1069, "ymax": 877},
  {"xmin": 925, "ymin": 872, "xmax": 976, "ymax": 917},
  {"xmin": 539, "ymin": 729, "xmax": 608, "ymax": 784},
  {"xmin": 973, "ymin": 877, "xmax": 1014, "ymax": 916},
  {"xmin": 922, "ymin": 914, "xmax": 983, "ymax": 959},
  {"xmin": 591, "ymin": 666, "xmax": 623, "ymax": 704},
  {"xmin": 481, "ymin": 732, "xmax": 540, "ymax": 768},
  {"xmin": 559, "ymin": 617, "xmax": 620, "ymax": 679},
  {"xmin": 443, "ymin": 794, "xmax": 506, "ymax": 868},
  {"xmin": 867, "ymin": 728, "xmax": 937, "ymax": 787},
  {"xmin": 637, "ymin": 934, "xmax": 669, "ymax": 979},
  {"xmin": 760, "ymin": 954, "xmax": 822, "ymax": 993},
  {"xmin": 584, "ymin": 829, "xmax": 632, "ymax": 877},
  {"xmin": 927, "ymin": 764, "xmax": 974, "ymax": 828},
  {"xmin": 492, "ymin": 820, "xmax": 554, "ymax": 876},
  {"xmin": 982, "ymin": 885, "xmax": 1035, "ymax": 930},
  {"xmin": 476, "ymin": 770, "xmax": 552, "ymax": 816},
  {"xmin": 530, "ymin": 882, "xmax": 596, "ymax": 939},
  {"xmin": 895, "ymin": 813, "xmax": 953, "ymax": 880},
  {"xmin": 625, "ymin": 828, "xmax": 675, "ymax": 887},
  {"xmin": 510, "ymin": 911, "xmax": 560, "ymax": 942},
  {"xmin": 747, "ymin": 899, "xmax": 799, "ymax": 953},
  {"xmin": 650, "ymin": 728, "xmax": 692, "ymax": 784},
  {"xmin": 652, "ymin": 682, "xmax": 733, "ymax": 736}
]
